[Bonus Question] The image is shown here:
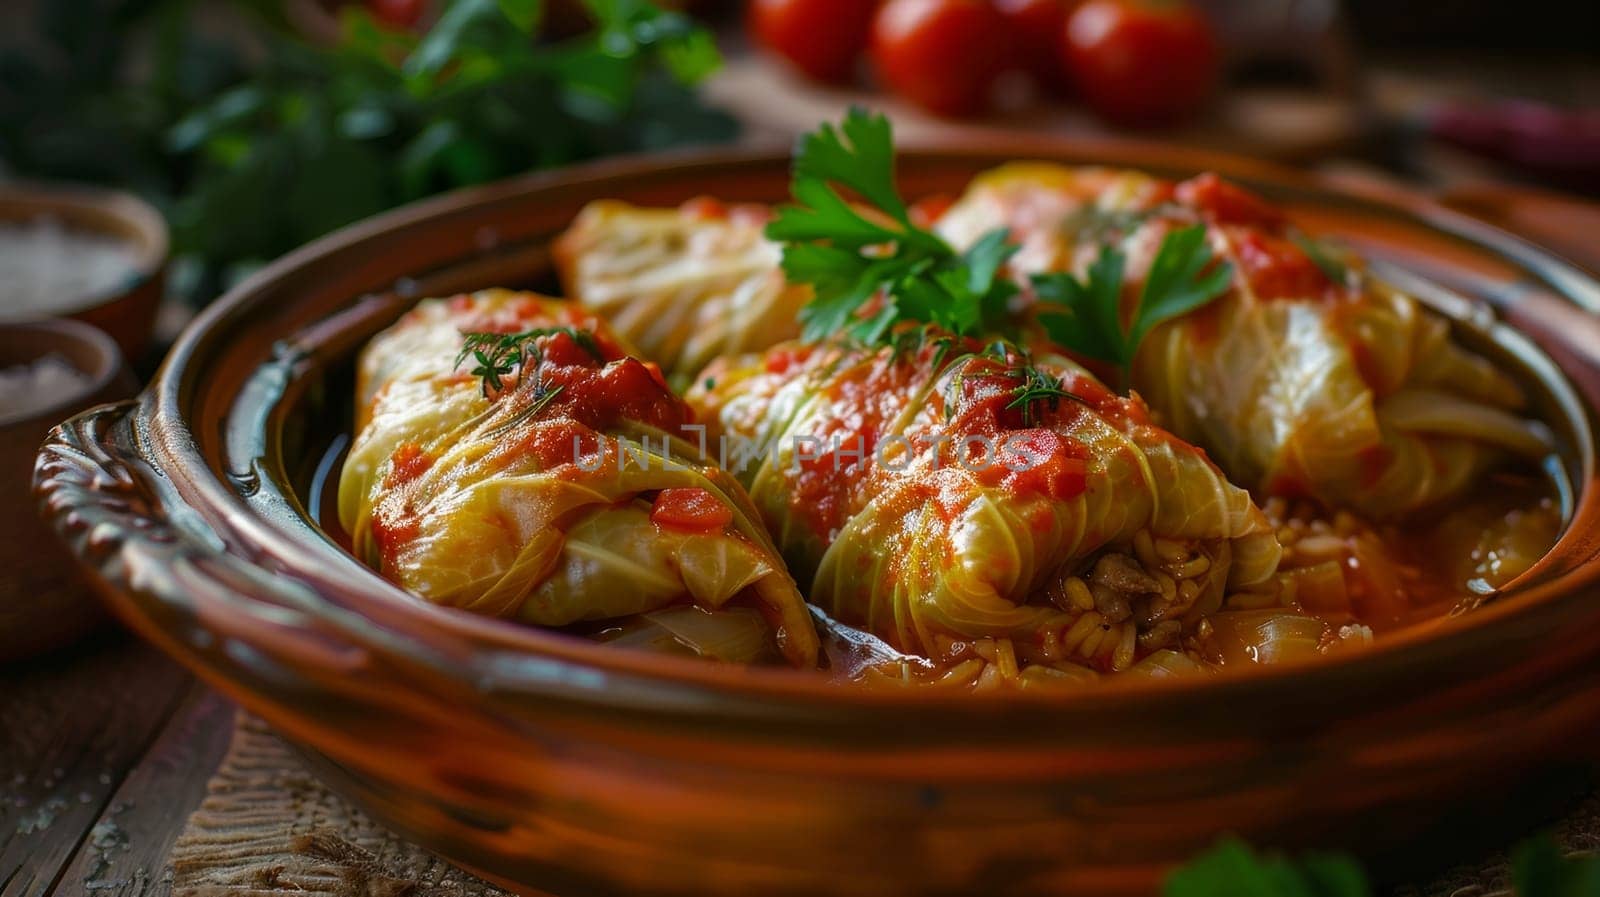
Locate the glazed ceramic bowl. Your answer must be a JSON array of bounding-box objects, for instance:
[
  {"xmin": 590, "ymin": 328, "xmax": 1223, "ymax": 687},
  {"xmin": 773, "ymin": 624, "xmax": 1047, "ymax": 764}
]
[
  {"xmin": 0, "ymin": 183, "xmax": 169, "ymax": 358},
  {"xmin": 2, "ymin": 318, "xmax": 137, "ymax": 660},
  {"xmin": 33, "ymin": 144, "xmax": 1600, "ymax": 896}
]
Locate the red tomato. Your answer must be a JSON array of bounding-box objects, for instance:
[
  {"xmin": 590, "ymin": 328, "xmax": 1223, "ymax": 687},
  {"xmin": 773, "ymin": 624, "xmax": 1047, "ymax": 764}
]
[
  {"xmin": 749, "ymin": 0, "xmax": 877, "ymax": 85},
  {"xmin": 871, "ymin": 0, "xmax": 1011, "ymax": 118},
  {"xmin": 1061, "ymin": 0, "xmax": 1219, "ymax": 127},
  {"xmin": 995, "ymin": 0, "xmax": 1071, "ymax": 92},
  {"xmin": 365, "ymin": 0, "xmax": 426, "ymax": 29}
]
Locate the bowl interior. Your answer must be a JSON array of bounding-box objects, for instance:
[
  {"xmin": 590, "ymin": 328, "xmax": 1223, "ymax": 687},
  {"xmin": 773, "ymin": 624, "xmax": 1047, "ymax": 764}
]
[
  {"xmin": 0, "ymin": 183, "xmax": 169, "ymax": 318},
  {"xmin": 0, "ymin": 318, "xmax": 124, "ymax": 429}
]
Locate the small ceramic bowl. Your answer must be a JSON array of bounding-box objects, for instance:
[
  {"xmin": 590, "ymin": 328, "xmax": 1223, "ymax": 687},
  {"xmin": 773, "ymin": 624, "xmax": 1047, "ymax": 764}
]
[
  {"xmin": 0, "ymin": 183, "xmax": 169, "ymax": 359},
  {"xmin": 1, "ymin": 319, "xmax": 137, "ymax": 660}
]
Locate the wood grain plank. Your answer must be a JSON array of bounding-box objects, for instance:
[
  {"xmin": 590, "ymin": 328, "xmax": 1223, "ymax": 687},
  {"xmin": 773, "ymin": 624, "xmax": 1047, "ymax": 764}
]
[
  {"xmin": 47, "ymin": 687, "xmax": 236, "ymax": 897},
  {"xmin": 0, "ymin": 633, "xmax": 192, "ymax": 897}
]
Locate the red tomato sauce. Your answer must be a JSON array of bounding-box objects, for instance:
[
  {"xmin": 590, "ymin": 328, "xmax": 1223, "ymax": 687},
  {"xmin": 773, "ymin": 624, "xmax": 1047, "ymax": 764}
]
[
  {"xmin": 370, "ymin": 504, "xmax": 420, "ymax": 572},
  {"xmin": 515, "ymin": 419, "xmax": 606, "ymax": 471},
  {"xmin": 515, "ymin": 332, "xmax": 688, "ymax": 436},
  {"xmin": 383, "ymin": 442, "xmax": 433, "ymax": 489},
  {"xmin": 679, "ymin": 195, "xmax": 772, "ymax": 228},
  {"xmin": 909, "ymin": 193, "xmax": 955, "ymax": 228},
  {"xmin": 763, "ymin": 342, "xmax": 822, "ymax": 376},
  {"xmin": 651, "ymin": 488, "xmax": 735, "ymax": 533},
  {"xmin": 1175, "ymin": 173, "xmax": 1284, "ymax": 229},
  {"xmin": 1224, "ymin": 226, "xmax": 1336, "ymax": 302},
  {"xmin": 977, "ymin": 429, "xmax": 1091, "ymax": 502},
  {"xmin": 785, "ymin": 344, "xmax": 933, "ymax": 539}
]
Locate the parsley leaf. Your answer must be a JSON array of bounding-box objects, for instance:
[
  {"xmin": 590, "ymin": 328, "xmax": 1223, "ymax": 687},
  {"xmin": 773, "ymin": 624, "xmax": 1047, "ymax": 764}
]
[
  {"xmin": 767, "ymin": 108, "xmax": 1015, "ymax": 345},
  {"xmin": 1032, "ymin": 243, "xmax": 1127, "ymax": 368},
  {"xmin": 1134, "ymin": 224, "xmax": 1235, "ymax": 345},
  {"xmin": 1032, "ymin": 223, "xmax": 1233, "ymax": 388}
]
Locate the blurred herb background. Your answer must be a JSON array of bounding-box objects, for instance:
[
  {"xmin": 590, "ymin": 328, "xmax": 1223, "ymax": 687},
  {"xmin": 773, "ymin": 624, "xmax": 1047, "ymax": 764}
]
[{"xmin": 0, "ymin": 0, "xmax": 737, "ymax": 300}]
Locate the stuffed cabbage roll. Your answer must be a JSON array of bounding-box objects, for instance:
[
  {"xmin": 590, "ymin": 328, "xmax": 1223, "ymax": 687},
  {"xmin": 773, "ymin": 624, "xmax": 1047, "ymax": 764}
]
[
  {"xmin": 690, "ymin": 334, "xmax": 1285, "ymax": 685},
  {"xmin": 339, "ymin": 290, "xmax": 819, "ymax": 668},
  {"xmin": 936, "ymin": 164, "xmax": 1551, "ymax": 518},
  {"xmin": 553, "ymin": 198, "xmax": 810, "ymax": 383}
]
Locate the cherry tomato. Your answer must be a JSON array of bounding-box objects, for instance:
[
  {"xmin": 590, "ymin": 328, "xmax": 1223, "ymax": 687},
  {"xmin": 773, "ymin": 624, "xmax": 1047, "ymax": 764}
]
[
  {"xmin": 871, "ymin": 0, "xmax": 1011, "ymax": 118},
  {"xmin": 1061, "ymin": 0, "xmax": 1219, "ymax": 127},
  {"xmin": 364, "ymin": 0, "xmax": 426, "ymax": 29},
  {"xmin": 749, "ymin": 0, "xmax": 878, "ymax": 85},
  {"xmin": 995, "ymin": 0, "xmax": 1072, "ymax": 93}
]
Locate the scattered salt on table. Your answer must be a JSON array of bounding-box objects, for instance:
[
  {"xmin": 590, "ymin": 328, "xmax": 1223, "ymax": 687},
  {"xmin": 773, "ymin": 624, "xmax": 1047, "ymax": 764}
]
[{"xmin": 0, "ymin": 353, "xmax": 91, "ymax": 419}]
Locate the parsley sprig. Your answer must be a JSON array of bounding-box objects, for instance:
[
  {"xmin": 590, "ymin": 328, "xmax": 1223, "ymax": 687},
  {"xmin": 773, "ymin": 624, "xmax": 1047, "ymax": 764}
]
[
  {"xmin": 1032, "ymin": 224, "xmax": 1234, "ymax": 388},
  {"xmin": 767, "ymin": 109, "xmax": 1019, "ymax": 345},
  {"xmin": 454, "ymin": 327, "xmax": 600, "ymax": 397}
]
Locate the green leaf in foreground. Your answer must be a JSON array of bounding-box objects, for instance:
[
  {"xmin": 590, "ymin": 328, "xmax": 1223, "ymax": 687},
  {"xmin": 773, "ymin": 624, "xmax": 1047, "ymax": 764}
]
[
  {"xmin": 1032, "ymin": 223, "xmax": 1232, "ymax": 388},
  {"xmin": 497, "ymin": 0, "xmax": 544, "ymax": 32},
  {"xmin": 1165, "ymin": 834, "xmax": 1600, "ymax": 897},
  {"xmin": 1163, "ymin": 838, "xmax": 1369, "ymax": 897},
  {"xmin": 767, "ymin": 108, "xmax": 1015, "ymax": 345},
  {"xmin": 1513, "ymin": 835, "xmax": 1600, "ymax": 897}
]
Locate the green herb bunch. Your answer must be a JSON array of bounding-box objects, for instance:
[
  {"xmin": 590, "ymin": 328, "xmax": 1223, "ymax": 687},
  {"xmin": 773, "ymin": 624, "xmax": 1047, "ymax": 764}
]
[
  {"xmin": 168, "ymin": 0, "xmax": 732, "ymax": 275},
  {"xmin": 766, "ymin": 108, "xmax": 1020, "ymax": 345},
  {"xmin": 0, "ymin": 0, "xmax": 735, "ymax": 295},
  {"xmin": 1031, "ymin": 223, "xmax": 1233, "ymax": 390},
  {"xmin": 768, "ymin": 109, "xmax": 1237, "ymax": 395}
]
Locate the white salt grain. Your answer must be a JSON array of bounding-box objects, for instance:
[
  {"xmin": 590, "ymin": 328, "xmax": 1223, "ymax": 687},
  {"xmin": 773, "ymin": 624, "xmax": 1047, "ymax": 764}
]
[
  {"xmin": 0, "ymin": 353, "xmax": 92, "ymax": 419},
  {"xmin": 0, "ymin": 216, "xmax": 140, "ymax": 318}
]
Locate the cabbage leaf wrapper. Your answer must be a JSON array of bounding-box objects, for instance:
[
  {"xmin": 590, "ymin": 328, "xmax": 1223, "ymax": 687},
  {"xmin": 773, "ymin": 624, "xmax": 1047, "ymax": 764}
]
[
  {"xmin": 554, "ymin": 199, "xmax": 810, "ymax": 384},
  {"xmin": 339, "ymin": 290, "xmax": 819, "ymax": 668},
  {"xmin": 689, "ymin": 335, "xmax": 1282, "ymax": 682},
  {"xmin": 936, "ymin": 164, "xmax": 1552, "ymax": 518}
]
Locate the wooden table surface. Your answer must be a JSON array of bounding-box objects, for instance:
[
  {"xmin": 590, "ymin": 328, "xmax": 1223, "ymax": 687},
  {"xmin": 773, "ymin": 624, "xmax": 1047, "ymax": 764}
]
[
  {"xmin": 6, "ymin": 623, "xmax": 1596, "ymax": 897},
  {"xmin": 1, "ymin": 629, "xmax": 235, "ymax": 897}
]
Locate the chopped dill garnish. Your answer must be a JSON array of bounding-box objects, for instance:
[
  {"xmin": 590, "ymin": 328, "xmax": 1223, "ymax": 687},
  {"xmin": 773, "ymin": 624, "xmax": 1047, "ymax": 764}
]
[
  {"xmin": 454, "ymin": 326, "xmax": 600, "ymax": 398},
  {"xmin": 942, "ymin": 340, "xmax": 1084, "ymax": 425},
  {"xmin": 1005, "ymin": 364, "xmax": 1078, "ymax": 427}
]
